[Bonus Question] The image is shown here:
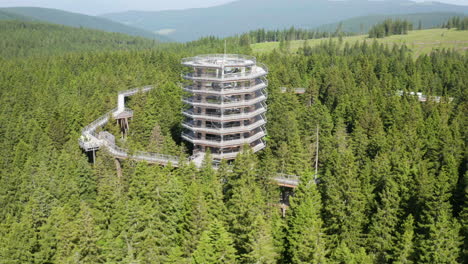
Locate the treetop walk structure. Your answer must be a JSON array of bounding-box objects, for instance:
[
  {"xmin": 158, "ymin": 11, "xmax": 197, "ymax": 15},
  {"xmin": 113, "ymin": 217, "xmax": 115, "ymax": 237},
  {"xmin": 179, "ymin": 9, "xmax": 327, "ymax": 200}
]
[
  {"xmin": 181, "ymin": 54, "xmax": 268, "ymax": 161},
  {"xmin": 77, "ymin": 55, "xmax": 458, "ymax": 213},
  {"xmin": 78, "ymin": 54, "xmax": 299, "ymax": 187}
]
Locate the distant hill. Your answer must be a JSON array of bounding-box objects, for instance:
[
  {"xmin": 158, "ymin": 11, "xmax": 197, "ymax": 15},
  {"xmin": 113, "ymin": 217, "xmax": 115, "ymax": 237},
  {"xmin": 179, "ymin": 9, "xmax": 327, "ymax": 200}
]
[
  {"xmin": 0, "ymin": 20, "xmax": 160, "ymax": 59},
  {"xmin": 316, "ymin": 12, "xmax": 467, "ymax": 33},
  {"xmin": 0, "ymin": 10, "xmax": 33, "ymax": 21},
  {"xmin": 0, "ymin": 7, "xmax": 171, "ymax": 42},
  {"xmin": 101, "ymin": 0, "xmax": 468, "ymax": 42}
]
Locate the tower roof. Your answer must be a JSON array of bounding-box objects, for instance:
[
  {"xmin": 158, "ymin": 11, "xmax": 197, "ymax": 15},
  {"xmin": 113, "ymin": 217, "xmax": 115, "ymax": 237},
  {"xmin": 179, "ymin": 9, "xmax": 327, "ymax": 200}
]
[{"xmin": 182, "ymin": 54, "xmax": 256, "ymax": 68}]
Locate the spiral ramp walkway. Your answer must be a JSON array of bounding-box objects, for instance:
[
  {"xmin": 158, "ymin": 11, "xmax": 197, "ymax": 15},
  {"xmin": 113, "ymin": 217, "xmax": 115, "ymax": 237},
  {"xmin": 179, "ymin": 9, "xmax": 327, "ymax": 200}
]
[{"xmin": 78, "ymin": 85, "xmax": 299, "ymax": 187}]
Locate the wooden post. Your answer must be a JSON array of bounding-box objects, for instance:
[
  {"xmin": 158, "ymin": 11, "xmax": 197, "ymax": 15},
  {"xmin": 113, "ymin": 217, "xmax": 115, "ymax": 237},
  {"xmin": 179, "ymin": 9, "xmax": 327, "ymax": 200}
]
[
  {"xmin": 114, "ymin": 158, "xmax": 123, "ymax": 179},
  {"xmin": 125, "ymin": 118, "xmax": 129, "ymax": 134}
]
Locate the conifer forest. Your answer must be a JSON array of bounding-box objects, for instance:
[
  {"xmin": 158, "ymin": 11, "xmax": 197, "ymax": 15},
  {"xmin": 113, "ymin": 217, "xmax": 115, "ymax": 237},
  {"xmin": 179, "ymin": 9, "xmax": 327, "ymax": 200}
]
[{"xmin": 0, "ymin": 20, "xmax": 467, "ymax": 263}]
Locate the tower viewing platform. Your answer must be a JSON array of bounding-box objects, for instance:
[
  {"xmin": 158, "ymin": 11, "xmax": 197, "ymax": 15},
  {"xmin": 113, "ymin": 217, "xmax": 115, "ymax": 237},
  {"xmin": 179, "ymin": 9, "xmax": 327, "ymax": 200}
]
[{"xmin": 181, "ymin": 54, "xmax": 268, "ymax": 160}]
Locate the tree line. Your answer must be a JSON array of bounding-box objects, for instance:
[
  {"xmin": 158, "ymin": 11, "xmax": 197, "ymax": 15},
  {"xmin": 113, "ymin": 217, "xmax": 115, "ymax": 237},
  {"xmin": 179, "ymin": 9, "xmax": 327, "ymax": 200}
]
[
  {"xmin": 441, "ymin": 16, "xmax": 468, "ymax": 30},
  {"xmin": 235, "ymin": 26, "xmax": 355, "ymax": 45},
  {"xmin": 368, "ymin": 19, "xmax": 413, "ymax": 38}
]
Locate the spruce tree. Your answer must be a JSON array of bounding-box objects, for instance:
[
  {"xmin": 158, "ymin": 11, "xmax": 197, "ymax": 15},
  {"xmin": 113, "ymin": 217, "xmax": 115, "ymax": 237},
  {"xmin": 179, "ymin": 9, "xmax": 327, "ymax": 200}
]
[
  {"xmin": 417, "ymin": 170, "xmax": 462, "ymax": 263},
  {"xmin": 72, "ymin": 202, "xmax": 102, "ymax": 263},
  {"xmin": 200, "ymin": 151, "xmax": 226, "ymax": 221},
  {"xmin": 225, "ymin": 149, "xmax": 277, "ymax": 263},
  {"xmin": 323, "ymin": 122, "xmax": 366, "ymax": 252},
  {"xmin": 286, "ymin": 172, "xmax": 327, "ymax": 263},
  {"xmin": 246, "ymin": 214, "xmax": 278, "ymax": 263},
  {"xmin": 192, "ymin": 220, "xmax": 237, "ymax": 264},
  {"xmin": 460, "ymin": 171, "xmax": 468, "ymax": 263},
  {"xmin": 331, "ymin": 241, "xmax": 373, "ymax": 264},
  {"xmin": 393, "ymin": 214, "xmax": 415, "ymax": 264},
  {"xmin": 53, "ymin": 204, "xmax": 81, "ymax": 262},
  {"xmin": 0, "ymin": 213, "xmax": 35, "ymax": 263},
  {"xmin": 367, "ymin": 177, "xmax": 401, "ymax": 262},
  {"xmin": 182, "ymin": 179, "xmax": 209, "ymax": 256}
]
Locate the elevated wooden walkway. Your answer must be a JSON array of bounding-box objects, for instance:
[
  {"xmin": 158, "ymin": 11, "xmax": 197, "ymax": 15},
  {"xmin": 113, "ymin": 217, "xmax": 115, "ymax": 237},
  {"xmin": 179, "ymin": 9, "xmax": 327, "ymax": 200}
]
[
  {"xmin": 273, "ymin": 174, "xmax": 300, "ymax": 188},
  {"xmin": 396, "ymin": 90, "xmax": 454, "ymax": 103},
  {"xmin": 280, "ymin": 87, "xmax": 306, "ymax": 94},
  {"xmin": 79, "ymin": 86, "xmax": 180, "ymax": 167}
]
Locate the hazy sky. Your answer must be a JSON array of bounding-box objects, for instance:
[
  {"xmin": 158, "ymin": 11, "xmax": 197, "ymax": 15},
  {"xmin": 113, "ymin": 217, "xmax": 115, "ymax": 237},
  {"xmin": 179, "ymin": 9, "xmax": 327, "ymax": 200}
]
[{"xmin": 0, "ymin": 0, "xmax": 467, "ymax": 15}]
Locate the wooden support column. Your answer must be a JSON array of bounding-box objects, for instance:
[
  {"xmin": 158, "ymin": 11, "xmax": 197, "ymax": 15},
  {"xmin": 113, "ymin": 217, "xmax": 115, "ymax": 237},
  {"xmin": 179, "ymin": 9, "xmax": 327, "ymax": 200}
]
[
  {"xmin": 281, "ymin": 204, "xmax": 287, "ymax": 218},
  {"xmin": 116, "ymin": 117, "xmax": 130, "ymax": 138},
  {"xmin": 115, "ymin": 158, "xmax": 123, "ymax": 179},
  {"xmin": 125, "ymin": 118, "xmax": 129, "ymax": 134}
]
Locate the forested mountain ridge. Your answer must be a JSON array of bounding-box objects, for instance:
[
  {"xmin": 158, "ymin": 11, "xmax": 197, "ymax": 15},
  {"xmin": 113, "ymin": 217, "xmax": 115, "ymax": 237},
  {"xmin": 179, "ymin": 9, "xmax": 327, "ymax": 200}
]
[
  {"xmin": 0, "ymin": 21, "xmax": 162, "ymax": 59},
  {"xmin": 0, "ymin": 10, "xmax": 34, "ymax": 21},
  {"xmin": 316, "ymin": 12, "xmax": 467, "ymax": 34},
  {"xmin": 0, "ymin": 28, "xmax": 466, "ymax": 263},
  {"xmin": 0, "ymin": 7, "xmax": 170, "ymax": 41},
  {"xmin": 102, "ymin": 0, "xmax": 468, "ymax": 41}
]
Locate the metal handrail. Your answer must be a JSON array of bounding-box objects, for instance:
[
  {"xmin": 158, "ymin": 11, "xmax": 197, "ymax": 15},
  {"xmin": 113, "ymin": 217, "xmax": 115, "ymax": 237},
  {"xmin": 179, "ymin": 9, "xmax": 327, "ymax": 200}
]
[
  {"xmin": 256, "ymin": 62, "xmax": 269, "ymax": 73},
  {"xmin": 183, "ymin": 66, "xmax": 267, "ymax": 80},
  {"xmin": 105, "ymin": 142, "xmax": 179, "ymax": 164},
  {"xmin": 211, "ymin": 141, "xmax": 266, "ymax": 159},
  {"xmin": 183, "ymin": 94, "xmax": 266, "ymax": 106},
  {"xmin": 276, "ymin": 173, "xmax": 300, "ymax": 180},
  {"xmin": 182, "ymin": 54, "xmax": 257, "ymax": 65},
  {"xmin": 183, "ymin": 110, "xmax": 222, "ymax": 117},
  {"xmin": 274, "ymin": 173, "xmax": 300, "ymax": 187},
  {"xmin": 182, "ymin": 130, "xmax": 265, "ymax": 144},
  {"xmin": 182, "ymin": 118, "xmax": 266, "ymax": 132},
  {"xmin": 183, "ymin": 80, "xmax": 267, "ymax": 95},
  {"xmin": 118, "ymin": 85, "xmax": 153, "ymax": 97},
  {"xmin": 183, "ymin": 107, "xmax": 267, "ymax": 120},
  {"xmin": 82, "ymin": 108, "xmax": 117, "ymax": 136}
]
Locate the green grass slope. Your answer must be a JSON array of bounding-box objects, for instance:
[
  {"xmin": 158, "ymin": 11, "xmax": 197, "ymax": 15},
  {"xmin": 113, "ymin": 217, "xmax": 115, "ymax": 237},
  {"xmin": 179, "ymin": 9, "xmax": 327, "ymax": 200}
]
[
  {"xmin": 0, "ymin": 21, "xmax": 160, "ymax": 59},
  {"xmin": 0, "ymin": 7, "xmax": 170, "ymax": 42},
  {"xmin": 316, "ymin": 12, "xmax": 467, "ymax": 33},
  {"xmin": 251, "ymin": 28, "xmax": 468, "ymax": 57}
]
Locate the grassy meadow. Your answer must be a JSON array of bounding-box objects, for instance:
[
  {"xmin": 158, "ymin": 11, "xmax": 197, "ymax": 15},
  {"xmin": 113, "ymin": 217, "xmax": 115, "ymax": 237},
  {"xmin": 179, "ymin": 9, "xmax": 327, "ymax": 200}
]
[{"xmin": 251, "ymin": 28, "xmax": 468, "ymax": 57}]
